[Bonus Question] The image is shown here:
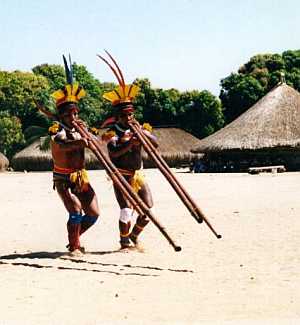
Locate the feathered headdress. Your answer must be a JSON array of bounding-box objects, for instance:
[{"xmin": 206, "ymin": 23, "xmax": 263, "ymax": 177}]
[
  {"xmin": 51, "ymin": 55, "xmax": 86, "ymax": 108},
  {"xmin": 97, "ymin": 50, "xmax": 139, "ymax": 107}
]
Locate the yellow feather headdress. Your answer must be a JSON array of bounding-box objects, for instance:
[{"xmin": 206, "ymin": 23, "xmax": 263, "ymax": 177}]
[
  {"xmin": 97, "ymin": 50, "xmax": 139, "ymax": 106},
  {"xmin": 51, "ymin": 55, "xmax": 86, "ymax": 108}
]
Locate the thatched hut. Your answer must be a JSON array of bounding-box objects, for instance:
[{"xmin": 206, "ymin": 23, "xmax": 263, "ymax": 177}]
[
  {"xmin": 0, "ymin": 152, "xmax": 9, "ymax": 171},
  {"xmin": 143, "ymin": 127, "xmax": 202, "ymax": 168},
  {"xmin": 192, "ymin": 83, "xmax": 300, "ymax": 171},
  {"xmin": 12, "ymin": 127, "xmax": 202, "ymax": 171}
]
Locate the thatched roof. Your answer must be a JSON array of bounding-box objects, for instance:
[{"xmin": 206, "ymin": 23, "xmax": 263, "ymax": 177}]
[
  {"xmin": 144, "ymin": 127, "xmax": 202, "ymax": 167},
  {"xmin": 0, "ymin": 152, "xmax": 9, "ymax": 171},
  {"xmin": 11, "ymin": 127, "xmax": 202, "ymax": 171},
  {"xmin": 192, "ymin": 83, "xmax": 300, "ymax": 153}
]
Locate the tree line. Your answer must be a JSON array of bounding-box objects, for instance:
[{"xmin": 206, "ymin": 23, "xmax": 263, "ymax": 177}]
[{"xmin": 0, "ymin": 49, "xmax": 299, "ymax": 159}]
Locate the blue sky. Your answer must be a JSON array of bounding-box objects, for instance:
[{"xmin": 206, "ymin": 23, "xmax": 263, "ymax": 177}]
[{"xmin": 0, "ymin": 0, "xmax": 299, "ymax": 95}]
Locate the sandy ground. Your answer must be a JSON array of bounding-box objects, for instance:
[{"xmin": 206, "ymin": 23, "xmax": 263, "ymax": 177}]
[{"xmin": 0, "ymin": 168, "xmax": 300, "ymax": 325}]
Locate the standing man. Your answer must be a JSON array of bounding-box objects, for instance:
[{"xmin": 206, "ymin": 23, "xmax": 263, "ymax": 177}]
[
  {"xmin": 48, "ymin": 56, "xmax": 99, "ymax": 256},
  {"xmin": 99, "ymin": 52, "xmax": 158, "ymax": 250}
]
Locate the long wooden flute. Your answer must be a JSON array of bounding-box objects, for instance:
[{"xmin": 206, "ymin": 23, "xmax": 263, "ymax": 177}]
[
  {"xmin": 129, "ymin": 120, "xmax": 222, "ymax": 239},
  {"xmin": 72, "ymin": 121, "xmax": 182, "ymax": 251}
]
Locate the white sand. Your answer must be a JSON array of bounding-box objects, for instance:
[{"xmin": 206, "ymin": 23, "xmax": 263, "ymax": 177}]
[{"xmin": 0, "ymin": 169, "xmax": 300, "ymax": 325}]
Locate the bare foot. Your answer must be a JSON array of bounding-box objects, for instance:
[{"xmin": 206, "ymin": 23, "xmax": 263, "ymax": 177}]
[
  {"xmin": 118, "ymin": 243, "xmax": 136, "ymax": 253},
  {"xmin": 129, "ymin": 236, "xmax": 145, "ymax": 253},
  {"xmin": 66, "ymin": 244, "xmax": 85, "ymax": 253},
  {"xmin": 68, "ymin": 249, "xmax": 84, "ymax": 257}
]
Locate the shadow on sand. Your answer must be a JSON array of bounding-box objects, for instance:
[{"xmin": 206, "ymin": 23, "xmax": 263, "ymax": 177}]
[
  {"xmin": 0, "ymin": 250, "xmax": 119, "ymax": 260},
  {"xmin": 0, "ymin": 251, "xmax": 193, "ymax": 276},
  {"xmin": 0, "ymin": 250, "xmax": 159, "ymax": 276}
]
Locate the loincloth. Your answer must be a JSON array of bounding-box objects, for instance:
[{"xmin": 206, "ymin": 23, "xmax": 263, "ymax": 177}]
[
  {"xmin": 118, "ymin": 168, "xmax": 145, "ymax": 193},
  {"xmin": 53, "ymin": 167, "xmax": 89, "ymax": 193}
]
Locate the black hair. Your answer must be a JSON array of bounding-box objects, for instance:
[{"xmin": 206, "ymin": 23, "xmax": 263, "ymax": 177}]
[
  {"xmin": 58, "ymin": 102, "xmax": 79, "ymax": 115},
  {"xmin": 114, "ymin": 102, "xmax": 134, "ymax": 116}
]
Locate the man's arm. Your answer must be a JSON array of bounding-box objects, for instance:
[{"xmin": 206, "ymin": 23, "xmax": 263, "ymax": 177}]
[
  {"xmin": 141, "ymin": 129, "xmax": 159, "ymax": 148},
  {"xmin": 107, "ymin": 137, "xmax": 136, "ymax": 158}
]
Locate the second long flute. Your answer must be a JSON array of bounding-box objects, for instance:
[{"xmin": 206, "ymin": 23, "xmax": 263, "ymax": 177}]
[
  {"xmin": 72, "ymin": 121, "xmax": 182, "ymax": 251},
  {"xmin": 129, "ymin": 120, "xmax": 222, "ymax": 239}
]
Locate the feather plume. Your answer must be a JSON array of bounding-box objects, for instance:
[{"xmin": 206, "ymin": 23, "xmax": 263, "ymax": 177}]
[
  {"xmin": 34, "ymin": 100, "xmax": 57, "ymax": 120},
  {"xmin": 63, "ymin": 54, "xmax": 73, "ymax": 84}
]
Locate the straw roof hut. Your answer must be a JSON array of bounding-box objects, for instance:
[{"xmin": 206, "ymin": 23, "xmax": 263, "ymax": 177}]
[
  {"xmin": 192, "ymin": 83, "xmax": 300, "ymax": 171},
  {"xmin": 12, "ymin": 127, "xmax": 202, "ymax": 171},
  {"xmin": 143, "ymin": 127, "xmax": 202, "ymax": 168},
  {"xmin": 0, "ymin": 152, "xmax": 9, "ymax": 171}
]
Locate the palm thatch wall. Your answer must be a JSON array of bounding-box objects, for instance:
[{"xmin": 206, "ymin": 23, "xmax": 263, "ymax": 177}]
[
  {"xmin": 11, "ymin": 127, "xmax": 202, "ymax": 171},
  {"xmin": 0, "ymin": 152, "xmax": 9, "ymax": 171},
  {"xmin": 192, "ymin": 83, "xmax": 300, "ymax": 171}
]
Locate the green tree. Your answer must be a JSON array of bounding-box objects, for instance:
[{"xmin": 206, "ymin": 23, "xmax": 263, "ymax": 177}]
[
  {"xmin": 133, "ymin": 78, "xmax": 155, "ymax": 121},
  {"xmin": 23, "ymin": 125, "xmax": 49, "ymax": 146},
  {"xmin": 134, "ymin": 78, "xmax": 178, "ymax": 125},
  {"xmin": 0, "ymin": 112, "xmax": 25, "ymax": 158},
  {"xmin": 220, "ymin": 74, "xmax": 264, "ymax": 122},
  {"xmin": 0, "ymin": 70, "xmax": 50, "ymax": 130},
  {"xmin": 32, "ymin": 64, "xmax": 65, "ymax": 92},
  {"xmin": 220, "ymin": 50, "xmax": 300, "ymax": 122},
  {"xmin": 282, "ymin": 50, "xmax": 300, "ymax": 91},
  {"xmin": 72, "ymin": 63, "xmax": 105, "ymax": 126},
  {"xmin": 177, "ymin": 90, "xmax": 224, "ymax": 138},
  {"xmin": 133, "ymin": 78, "xmax": 224, "ymax": 137}
]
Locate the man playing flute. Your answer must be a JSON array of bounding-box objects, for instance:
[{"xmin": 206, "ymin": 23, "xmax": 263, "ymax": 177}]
[
  {"xmin": 100, "ymin": 52, "xmax": 158, "ymax": 250},
  {"xmin": 48, "ymin": 56, "xmax": 100, "ymax": 256}
]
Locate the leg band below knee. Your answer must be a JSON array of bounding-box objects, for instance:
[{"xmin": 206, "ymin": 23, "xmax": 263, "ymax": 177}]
[
  {"xmin": 82, "ymin": 215, "xmax": 98, "ymax": 225},
  {"xmin": 119, "ymin": 208, "xmax": 133, "ymax": 223},
  {"xmin": 68, "ymin": 212, "xmax": 83, "ymax": 225},
  {"xmin": 79, "ymin": 215, "xmax": 98, "ymax": 235}
]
